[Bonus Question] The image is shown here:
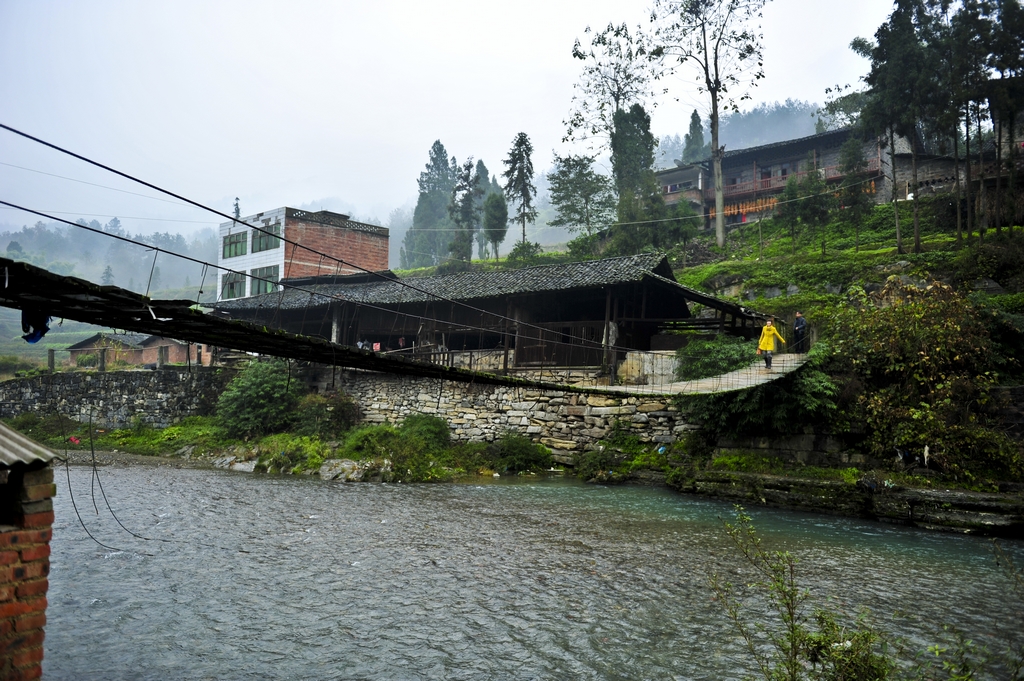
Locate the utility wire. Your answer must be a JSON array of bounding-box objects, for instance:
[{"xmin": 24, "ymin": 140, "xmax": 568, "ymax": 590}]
[
  {"xmin": 0, "ymin": 199, "xmax": 646, "ymax": 357},
  {"xmin": 2, "ymin": 122, "xmax": 633, "ymax": 353},
  {"xmin": 0, "ymin": 160, "xmax": 192, "ymax": 206}
]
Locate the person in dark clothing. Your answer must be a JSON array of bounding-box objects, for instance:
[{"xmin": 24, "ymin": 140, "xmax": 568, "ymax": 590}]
[{"xmin": 793, "ymin": 311, "xmax": 807, "ymax": 353}]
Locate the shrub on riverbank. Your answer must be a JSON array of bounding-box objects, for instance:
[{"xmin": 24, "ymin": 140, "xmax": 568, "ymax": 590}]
[{"xmin": 216, "ymin": 359, "xmax": 300, "ymax": 438}]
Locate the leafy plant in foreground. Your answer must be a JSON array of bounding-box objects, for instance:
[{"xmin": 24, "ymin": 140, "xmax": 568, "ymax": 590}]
[{"xmin": 711, "ymin": 507, "xmax": 895, "ymax": 680}]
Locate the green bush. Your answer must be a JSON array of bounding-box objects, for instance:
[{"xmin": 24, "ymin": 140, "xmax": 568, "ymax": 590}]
[
  {"xmin": 293, "ymin": 392, "xmax": 360, "ymax": 439},
  {"xmin": 398, "ymin": 413, "xmax": 450, "ymax": 453},
  {"xmin": 573, "ymin": 447, "xmax": 619, "ymax": 482},
  {"xmin": 75, "ymin": 353, "xmax": 98, "ymax": 368},
  {"xmin": 336, "ymin": 424, "xmax": 402, "ymax": 461},
  {"xmin": 504, "ymin": 240, "xmax": 543, "ymax": 268},
  {"xmin": 675, "ymin": 334, "xmax": 756, "ymax": 381},
  {"xmin": 216, "ymin": 360, "xmax": 300, "ymax": 438},
  {"xmin": 255, "ymin": 434, "xmax": 330, "ymax": 473},
  {"xmin": 487, "ymin": 431, "xmax": 552, "ymax": 473}
]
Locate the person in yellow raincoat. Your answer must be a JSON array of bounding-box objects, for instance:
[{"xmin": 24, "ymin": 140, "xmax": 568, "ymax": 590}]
[{"xmin": 757, "ymin": 319, "xmax": 786, "ymax": 370}]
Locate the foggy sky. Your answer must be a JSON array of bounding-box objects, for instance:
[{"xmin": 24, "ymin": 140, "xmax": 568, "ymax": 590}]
[{"xmin": 1, "ymin": 0, "xmax": 896, "ymax": 247}]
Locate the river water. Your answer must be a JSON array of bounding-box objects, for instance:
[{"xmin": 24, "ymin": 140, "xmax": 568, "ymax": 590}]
[{"xmin": 43, "ymin": 464, "xmax": 1023, "ymax": 680}]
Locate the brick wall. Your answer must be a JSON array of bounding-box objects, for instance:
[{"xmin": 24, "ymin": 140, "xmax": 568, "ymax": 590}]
[
  {"xmin": 283, "ymin": 220, "xmax": 389, "ymax": 279},
  {"xmin": 0, "ymin": 464, "xmax": 53, "ymax": 681}
]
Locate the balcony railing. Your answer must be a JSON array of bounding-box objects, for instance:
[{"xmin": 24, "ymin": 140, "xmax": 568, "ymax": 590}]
[{"xmin": 704, "ymin": 158, "xmax": 882, "ymax": 200}]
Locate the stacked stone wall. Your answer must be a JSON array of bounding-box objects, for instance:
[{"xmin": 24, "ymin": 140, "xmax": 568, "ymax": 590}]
[
  {"xmin": 335, "ymin": 370, "xmax": 697, "ymax": 462},
  {"xmin": 0, "ymin": 368, "xmax": 230, "ymax": 429}
]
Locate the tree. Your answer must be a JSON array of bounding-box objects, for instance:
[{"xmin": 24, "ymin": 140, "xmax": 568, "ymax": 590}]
[
  {"xmin": 838, "ymin": 136, "xmax": 873, "ymax": 252},
  {"xmin": 547, "ymin": 154, "xmax": 616, "ymax": 237},
  {"xmin": 474, "ymin": 159, "xmax": 501, "ymax": 259},
  {"xmin": 682, "ymin": 109, "xmax": 709, "ymax": 163},
  {"xmin": 447, "ymin": 158, "xmax": 483, "ymax": 263},
  {"xmin": 817, "ymin": 86, "xmax": 870, "ymax": 131},
  {"xmin": 650, "ymin": 0, "xmax": 769, "ymax": 248},
  {"xmin": 774, "ymin": 154, "xmax": 836, "ymax": 255},
  {"xmin": 502, "ymin": 132, "xmax": 538, "ymax": 243},
  {"xmin": 482, "ymin": 193, "xmax": 509, "ymax": 261},
  {"xmin": 564, "ymin": 23, "xmax": 657, "ymax": 148},
  {"xmin": 101, "ymin": 265, "xmax": 115, "ymax": 286},
  {"xmin": 610, "ymin": 103, "xmax": 656, "ymax": 197},
  {"xmin": 216, "ymin": 360, "xmax": 300, "ymax": 438},
  {"xmin": 401, "ymin": 140, "xmax": 459, "ymax": 268}
]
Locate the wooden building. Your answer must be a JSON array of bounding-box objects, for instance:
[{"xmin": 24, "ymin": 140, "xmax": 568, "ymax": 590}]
[{"xmin": 213, "ymin": 253, "xmax": 766, "ymax": 372}]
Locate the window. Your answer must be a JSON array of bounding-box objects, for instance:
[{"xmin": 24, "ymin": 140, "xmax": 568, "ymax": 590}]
[
  {"xmin": 221, "ymin": 272, "xmax": 245, "ymax": 299},
  {"xmin": 252, "ymin": 221, "xmax": 281, "ymax": 253},
  {"xmin": 222, "ymin": 232, "xmax": 247, "ymax": 259},
  {"xmin": 250, "ymin": 265, "xmax": 279, "ymax": 296}
]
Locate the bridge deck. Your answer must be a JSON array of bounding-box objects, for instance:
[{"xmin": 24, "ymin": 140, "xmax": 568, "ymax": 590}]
[{"xmin": 603, "ymin": 353, "xmax": 810, "ymax": 396}]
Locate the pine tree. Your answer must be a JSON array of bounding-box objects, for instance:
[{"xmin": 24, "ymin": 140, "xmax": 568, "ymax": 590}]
[
  {"xmin": 682, "ymin": 110, "xmax": 707, "ymax": 163},
  {"xmin": 502, "ymin": 133, "xmax": 538, "ymax": 243},
  {"xmin": 101, "ymin": 265, "xmax": 115, "ymax": 286},
  {"xmin": 402, "ymin": 141, "xmax": 459, "ymax": 267},
  {"xmin": 447, "ymin": 159, "xmax": 483, "ymax": 263}
]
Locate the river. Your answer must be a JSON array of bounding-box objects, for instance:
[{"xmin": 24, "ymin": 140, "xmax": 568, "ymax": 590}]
[{"xmin": 43, "ymin": 463, "xmax": 1024, "ymax": 680}]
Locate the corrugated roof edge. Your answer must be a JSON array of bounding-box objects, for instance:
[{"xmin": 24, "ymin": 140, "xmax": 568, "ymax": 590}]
[{"xmin": 0, "ymin": 422, "xmax": 57, "ymax": 467}]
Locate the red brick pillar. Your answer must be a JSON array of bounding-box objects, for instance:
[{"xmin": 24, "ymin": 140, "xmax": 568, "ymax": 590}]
[{"xmin": 1, "ymin": 465, "xmax": 54, "ymax": 681}]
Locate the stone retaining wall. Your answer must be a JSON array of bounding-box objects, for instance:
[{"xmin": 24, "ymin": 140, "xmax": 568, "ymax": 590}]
[
  {"xmin": 334, "ymin": 370, "xmax": 699, "ymax": 462},
  {"xmin": 0, "ymin": 369, "xmax": 230, "ymax": 429}
]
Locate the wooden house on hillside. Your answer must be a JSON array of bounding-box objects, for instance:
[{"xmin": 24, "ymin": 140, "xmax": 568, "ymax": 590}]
[{"xmin": 212, "ymin": 253, "xmax": 766, "ymax": 372}]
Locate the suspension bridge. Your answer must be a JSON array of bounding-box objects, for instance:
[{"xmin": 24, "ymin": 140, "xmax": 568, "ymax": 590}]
[{"xmin": 0, "ymin": 256, "xmax": 807, "ymax": 396}]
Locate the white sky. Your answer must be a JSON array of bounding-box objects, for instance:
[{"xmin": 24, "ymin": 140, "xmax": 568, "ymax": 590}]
[{"xmin": 0, "ymin": 0, "xmax": 896, "ymax": 243}]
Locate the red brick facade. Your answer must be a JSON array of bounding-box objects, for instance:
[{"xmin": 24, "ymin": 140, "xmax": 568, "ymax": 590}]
[
  {"xmin": 283, "ymin": 219, "xmax": 389, "ymax": 279},
  {"xmin": 0, "ymin": 465, "xmax": 53, "ymax": 681}
]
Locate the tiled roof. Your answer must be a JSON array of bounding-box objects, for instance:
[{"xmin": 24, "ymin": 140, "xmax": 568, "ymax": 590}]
[
  {"xmin": 65, "ymin": 332, "xmax": 148, "ymax": 351},
  {"xmin": 0, "ymin": 422, "xmax": 56, "ymax": 467},
  {"xmin": 215, "ymin": 253, "xmax": 682, "ymax": 312}
]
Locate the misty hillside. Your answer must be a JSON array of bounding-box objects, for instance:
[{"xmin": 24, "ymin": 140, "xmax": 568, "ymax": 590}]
[{"xmin": 1, "ymin": 218, "xmax": 218, "ymax": 295}]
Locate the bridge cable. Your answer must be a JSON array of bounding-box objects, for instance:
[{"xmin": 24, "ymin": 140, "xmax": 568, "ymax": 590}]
[{"xmin": 0, "ymin": 123, "xmax": 711, "ymax": 358}]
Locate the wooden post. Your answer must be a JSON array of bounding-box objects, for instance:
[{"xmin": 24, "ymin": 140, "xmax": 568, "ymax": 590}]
[
  {"xmin": 157, "ymin": 346, "xmax": 167, "ymax": 368},
  {"xmin": 98, "ymin": 347, "xmax": 107, "ymax": 372},
  {"xmin": 196, "ymin": 345, "xmax": 203, "ymax": 366},
  {"xmin": 47, "ymin": 349, "xmax": 55, "ymax": 374},
  {"xmin": 602, "ymin": 289, "xmax": 612, "ymax": 374}
]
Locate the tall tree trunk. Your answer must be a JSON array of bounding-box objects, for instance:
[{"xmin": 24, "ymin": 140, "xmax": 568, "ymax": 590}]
[
  {"xmin": 995, "ymin": 115, "xmax": 1003, "ymax": 236},
  {"xmin": 977, "ymin": 108, "xmax": 986, "ymax": 245},
  {"xmin": 912, "ymin": 134, "xmax": 921, "ymax": 253},
  {"xmin": 954, "ymin": 127, "xmax": 963, "ymax": 247},
  {"xmin": 1011, "ymin": 111, "xmax": 1019, "ymax": 235},
  {"xmin": 889, "ymin": 127, "xmax": 903, "ymax": 254},
  {"xmin": 965, "ymin": 108, "xmax": 974, "ymax": 242},
  {"xmin": 711, "ymin": 92, "xmax": 725, "ymax": 248}
]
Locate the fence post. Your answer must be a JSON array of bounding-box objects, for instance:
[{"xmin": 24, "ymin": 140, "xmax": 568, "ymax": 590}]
[
  {"xmin": 47, "ymin": 349, "xmax": 54, "ymax": 374},
  {"xmin": 98, "ymin": 348, "xmax": 107, "ymax": 372}
]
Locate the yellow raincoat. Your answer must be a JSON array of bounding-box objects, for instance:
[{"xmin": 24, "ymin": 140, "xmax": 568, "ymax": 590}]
[{"xmin": 758, "ymin": 324, "xmax": 786, "ymax": 352}]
